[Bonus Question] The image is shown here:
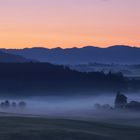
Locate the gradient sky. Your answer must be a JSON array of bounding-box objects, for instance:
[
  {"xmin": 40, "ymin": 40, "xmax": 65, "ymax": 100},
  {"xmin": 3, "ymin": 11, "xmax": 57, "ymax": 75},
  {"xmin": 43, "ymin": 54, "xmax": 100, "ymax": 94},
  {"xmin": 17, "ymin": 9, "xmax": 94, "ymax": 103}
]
[{"xmin": 0, "ymin": 0, "xmax": 140, "ymax": 48}]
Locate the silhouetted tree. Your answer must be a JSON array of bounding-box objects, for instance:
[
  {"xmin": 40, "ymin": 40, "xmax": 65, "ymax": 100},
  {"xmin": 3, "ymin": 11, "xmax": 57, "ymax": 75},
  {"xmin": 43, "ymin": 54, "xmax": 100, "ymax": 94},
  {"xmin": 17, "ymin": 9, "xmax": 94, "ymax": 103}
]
[
  {"xmin": 4, "ymin": 100, "xmax": 10, "ymax": 108},
  {"xmin": 19, "ymin": 101, "xmax": 26, "ymax": 108},
  {"xmin": 0, "ymin": 102, "xmax": 5, "ymax": 108},
  {"xmin": 115, "ymin": 91, "xmax": 127, "ymax": 109},
  {"xmin": 126, "ymin": 101, "xmax": 140, "ymax": 110}
]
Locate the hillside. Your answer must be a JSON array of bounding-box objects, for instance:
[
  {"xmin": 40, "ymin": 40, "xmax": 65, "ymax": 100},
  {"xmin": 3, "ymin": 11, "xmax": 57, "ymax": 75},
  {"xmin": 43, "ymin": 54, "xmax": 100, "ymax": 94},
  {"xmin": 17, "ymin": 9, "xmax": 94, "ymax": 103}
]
[
  {"xmin": 1, "ymin": 45, "xmax": 140, "ymax": 64},
  {"xmin": 0, "ymin": 116, "xmax": 140, "ymax": 140},
  {"xmin": 0, "ymin": 63, "xmax": 129, "ymax": 95},
  {"xmin": 0, "ymin": 51, "xmax": 32, "ymax": 63}
]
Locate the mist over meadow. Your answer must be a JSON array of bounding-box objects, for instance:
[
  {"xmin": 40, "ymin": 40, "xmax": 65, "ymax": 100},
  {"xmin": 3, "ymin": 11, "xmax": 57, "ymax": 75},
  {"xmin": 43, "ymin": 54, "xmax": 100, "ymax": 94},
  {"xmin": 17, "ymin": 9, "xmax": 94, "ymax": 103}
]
[{"xmin": 0, "ymin": 92, "xmax": 140, "ymax": 121}]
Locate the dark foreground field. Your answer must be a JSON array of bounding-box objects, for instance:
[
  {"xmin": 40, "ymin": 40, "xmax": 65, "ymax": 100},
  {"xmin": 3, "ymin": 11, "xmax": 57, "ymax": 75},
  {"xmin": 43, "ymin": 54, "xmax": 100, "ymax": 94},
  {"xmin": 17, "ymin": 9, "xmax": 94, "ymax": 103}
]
[{"xmin": 0, "ymin": 116, "xmax": 140, "ymax": 140}]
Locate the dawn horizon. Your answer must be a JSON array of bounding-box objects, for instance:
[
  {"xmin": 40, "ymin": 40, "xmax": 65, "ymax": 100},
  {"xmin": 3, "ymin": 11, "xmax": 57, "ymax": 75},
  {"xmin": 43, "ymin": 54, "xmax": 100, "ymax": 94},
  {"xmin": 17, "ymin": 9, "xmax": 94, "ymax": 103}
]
[
  {"xmin": 0, "ymin": 0, "xmax": 140, "ymax": 48},
  {"xmin": 1, "ymin": 1, "xmax": 140, "ymax": 139},
  {"xmin": 1, "ymin": 44, "xmax": 140, "ymax": 50}
]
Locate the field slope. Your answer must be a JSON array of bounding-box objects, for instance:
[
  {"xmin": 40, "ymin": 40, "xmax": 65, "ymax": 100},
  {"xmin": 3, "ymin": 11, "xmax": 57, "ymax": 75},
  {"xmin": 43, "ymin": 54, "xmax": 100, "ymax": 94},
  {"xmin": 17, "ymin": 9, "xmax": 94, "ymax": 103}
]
[{"xmin": 0, "ymin": 116, "xmax": 140, "ymax": 140}]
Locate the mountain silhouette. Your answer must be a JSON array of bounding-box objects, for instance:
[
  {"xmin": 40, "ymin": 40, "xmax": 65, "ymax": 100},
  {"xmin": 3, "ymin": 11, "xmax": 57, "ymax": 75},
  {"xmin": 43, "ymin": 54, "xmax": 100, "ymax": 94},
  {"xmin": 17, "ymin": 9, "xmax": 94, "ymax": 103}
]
[
  {"xmin": 0, "ymin": 51, "xmax": 32, "ymax": 63},
  {"xmin": 1, "ymin": 45, "xmax": 140, "ymax": 64}
]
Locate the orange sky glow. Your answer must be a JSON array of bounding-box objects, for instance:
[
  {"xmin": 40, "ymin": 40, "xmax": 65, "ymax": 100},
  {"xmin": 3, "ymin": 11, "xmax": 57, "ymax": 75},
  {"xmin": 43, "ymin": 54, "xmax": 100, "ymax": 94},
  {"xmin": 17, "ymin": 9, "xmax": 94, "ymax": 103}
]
[{"xmin": 0, "ymin": 0, "xmax": 140, "ymax": 48}]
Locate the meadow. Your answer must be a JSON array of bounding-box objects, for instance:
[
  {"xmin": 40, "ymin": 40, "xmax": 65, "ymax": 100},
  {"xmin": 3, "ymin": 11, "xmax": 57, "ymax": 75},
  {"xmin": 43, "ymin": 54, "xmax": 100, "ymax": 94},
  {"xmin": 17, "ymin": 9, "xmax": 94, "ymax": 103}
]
[{"xmin": 0, "ymin": 115, "xmax": 140, "ymax": 140}]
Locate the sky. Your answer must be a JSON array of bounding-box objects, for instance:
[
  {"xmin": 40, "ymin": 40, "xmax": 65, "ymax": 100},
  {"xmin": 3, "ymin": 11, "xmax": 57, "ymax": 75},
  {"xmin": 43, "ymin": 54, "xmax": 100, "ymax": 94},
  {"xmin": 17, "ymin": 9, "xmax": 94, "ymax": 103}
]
[{"xmin": 0, "ymin": 0, "xmax": 140, "ymax": 48}]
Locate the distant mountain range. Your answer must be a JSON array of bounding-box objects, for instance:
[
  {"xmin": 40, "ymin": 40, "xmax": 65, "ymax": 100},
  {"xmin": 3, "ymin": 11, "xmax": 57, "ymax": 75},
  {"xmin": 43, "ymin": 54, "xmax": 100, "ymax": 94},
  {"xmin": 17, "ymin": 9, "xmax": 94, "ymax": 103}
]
[
  {"xmin": 0, "ymin": 51, "xmax": 31, "ymax": 63},
  {"xmin": 1, "ymin": 45, "xmax": 140, "ymax": 64}
]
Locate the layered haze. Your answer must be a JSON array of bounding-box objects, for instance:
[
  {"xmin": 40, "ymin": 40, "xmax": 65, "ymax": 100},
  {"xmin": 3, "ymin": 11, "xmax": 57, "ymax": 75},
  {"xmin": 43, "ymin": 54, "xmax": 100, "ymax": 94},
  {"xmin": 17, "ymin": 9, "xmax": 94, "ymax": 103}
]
[
  {"xmin": 1, "ymin": 1, "xmax": 140, "ymax": 139},
  {"xmin": 1, "ymin": 93, "xmax": 140, "ymax": 121}
]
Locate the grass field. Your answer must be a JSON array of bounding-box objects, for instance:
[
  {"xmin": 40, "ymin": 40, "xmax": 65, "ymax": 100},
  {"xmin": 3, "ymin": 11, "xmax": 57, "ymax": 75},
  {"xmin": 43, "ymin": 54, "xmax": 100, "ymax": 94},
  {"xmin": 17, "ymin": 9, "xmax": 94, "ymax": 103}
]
[{"xmin": 0, "ymin": 116, "xmax": 140, "ymax": 140}]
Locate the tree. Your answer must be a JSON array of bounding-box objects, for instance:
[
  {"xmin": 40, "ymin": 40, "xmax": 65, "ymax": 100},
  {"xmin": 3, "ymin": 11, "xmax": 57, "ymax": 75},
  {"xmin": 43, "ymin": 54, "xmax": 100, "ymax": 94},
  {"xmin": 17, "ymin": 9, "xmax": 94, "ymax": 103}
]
[
  {"xmin": 115, "ymin": 91, "xmax": 127, "ymax": 109},
  {"xmin": 19, "ymin": 101, "xmax": 26, "ymax": 108}
]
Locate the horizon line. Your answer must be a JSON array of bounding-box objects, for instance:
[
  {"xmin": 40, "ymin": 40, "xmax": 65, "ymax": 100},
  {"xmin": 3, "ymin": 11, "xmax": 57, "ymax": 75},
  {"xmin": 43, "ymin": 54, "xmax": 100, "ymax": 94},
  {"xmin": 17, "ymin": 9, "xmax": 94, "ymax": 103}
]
[{"xmin": 0, "ymin": 44, "xmax": 139, "ymax": 50}]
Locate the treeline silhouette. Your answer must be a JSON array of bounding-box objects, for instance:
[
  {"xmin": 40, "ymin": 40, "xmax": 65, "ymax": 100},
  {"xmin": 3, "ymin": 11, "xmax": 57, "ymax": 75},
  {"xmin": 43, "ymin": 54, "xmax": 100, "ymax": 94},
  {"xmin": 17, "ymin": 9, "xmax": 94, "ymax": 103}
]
[{"xmin": 0, "ymin": 63, "xmax": 139, "ymax": 96}]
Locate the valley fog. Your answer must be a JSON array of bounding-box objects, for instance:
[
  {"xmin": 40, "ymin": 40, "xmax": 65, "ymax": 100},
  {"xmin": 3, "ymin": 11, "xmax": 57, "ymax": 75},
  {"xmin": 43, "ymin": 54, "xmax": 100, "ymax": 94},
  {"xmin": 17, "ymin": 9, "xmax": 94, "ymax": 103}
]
[{"xmin": 0, "ymin": 93, "xmax": 140, "ymax": 119}]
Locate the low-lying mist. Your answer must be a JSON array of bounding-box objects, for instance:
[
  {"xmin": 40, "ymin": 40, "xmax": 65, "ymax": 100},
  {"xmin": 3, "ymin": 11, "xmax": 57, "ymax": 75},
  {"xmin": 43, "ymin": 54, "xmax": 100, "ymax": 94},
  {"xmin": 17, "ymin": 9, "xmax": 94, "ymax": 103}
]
[{"xmin": 0, "ymin": 92, "xmax": 140, "ymax": 123}]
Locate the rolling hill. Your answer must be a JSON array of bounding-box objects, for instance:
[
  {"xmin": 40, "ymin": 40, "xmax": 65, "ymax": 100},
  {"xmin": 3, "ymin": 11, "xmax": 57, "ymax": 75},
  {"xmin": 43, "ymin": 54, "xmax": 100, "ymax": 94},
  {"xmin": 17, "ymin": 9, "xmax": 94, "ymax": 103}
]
[
  {"xmin": 0, "ymin": 51, "xmax": 32, "ymax": 63},
  {"xmin": 1, "ymin": 45, "xmax": 140, "ymax": 64}
]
